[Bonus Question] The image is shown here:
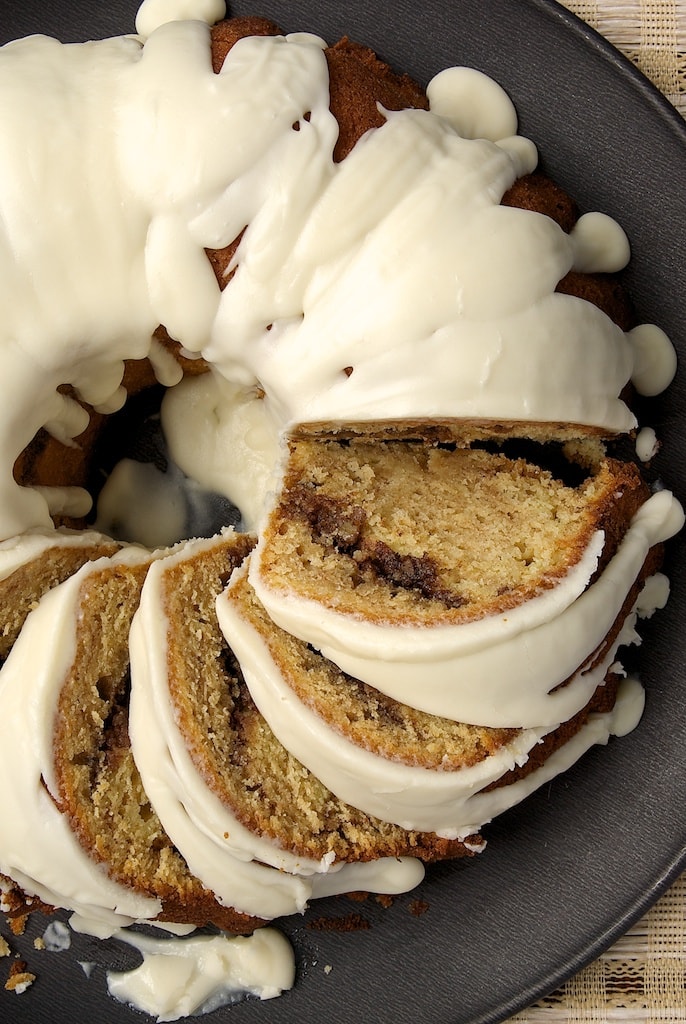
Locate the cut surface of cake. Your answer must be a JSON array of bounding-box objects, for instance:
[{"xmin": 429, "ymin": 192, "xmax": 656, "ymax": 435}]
[{"xmin": 0, "ymin": 528, "xmax": 120, "ymax": 663}]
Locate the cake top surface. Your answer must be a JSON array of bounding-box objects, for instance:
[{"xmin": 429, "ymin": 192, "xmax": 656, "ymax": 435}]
[{"xmin": 0, "ymin": 0, "xmax": 678, "ymax": 541}]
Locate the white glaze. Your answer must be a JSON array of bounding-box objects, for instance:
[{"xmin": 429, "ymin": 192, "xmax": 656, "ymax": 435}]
[
  {"xmin": 107, "ymin": 927, "xmax": 294, "ymax": 1021},
  {"xmin": 161, "ymin": 375, "xmax": 281, "ymax": 531},
  {"xmin": 204, "ymin": 108, "xmax": 638, "ymax": 433},
  {"xmin": 0, "ymin": 8, "xmax": 677, "ymax": 540},
  {"xmin": 42, "ymin": 921, "xmax": 72, "ymax": 953},
  {"xmin": 95, "ymin": 459, "xmax": 189, "ymax": 547},
  {"xmin": 454, "ymin": 675, "xmax": 646, "ymax": 834},
  {"xmin": 136, "ymin": 0, "xmax": 227, "ymax": 40},
  {"xmin": 425, "ymin": 66, "xmax": 519, "ymax": 141},
  {"xmin": 570, "ymin": 212, "xmax": 630, "ymax": 273},
  {"xmin": 635, "ymin": 426, "xmax": 659, "ymax": 462},
  {"xmin": 635, "ymin": 570, "xmax": 670, "ymax": 616},
  {"xmin": 629, "ymin": 323, "xmax": 678, "ymax": 396}
]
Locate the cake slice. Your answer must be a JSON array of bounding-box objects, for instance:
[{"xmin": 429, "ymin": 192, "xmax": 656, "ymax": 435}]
[
  {"xmin": 216, "ymin": 561, "xmax": 650, "ymax": 839},
  {"xmin": 0, "ymin": 542, "xmax": 262, "ymax": 932},
  {"xmin": 247, "ymin": 437, "xmax": 682, "ymax": 732},
  {"xmin": 0, "ymin": 528, "xmax": 119, "ymax": 664},
  {"xmin": 250, "ymin": 437, "xmax": 648, "ymax": 635},
  {"xmin": 45, "ymin": 542, "xmax": 261, "ymax": 933}
]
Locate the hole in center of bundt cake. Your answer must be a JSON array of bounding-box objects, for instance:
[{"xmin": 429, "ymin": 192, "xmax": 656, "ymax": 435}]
[{"xmin": 86, "ymin": 386, "xmax": 242, "ymax": 547}]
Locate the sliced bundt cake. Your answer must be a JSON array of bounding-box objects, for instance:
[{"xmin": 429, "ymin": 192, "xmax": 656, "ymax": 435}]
[{"xmin": 0, "ymin": 11, "xmax": 681, "ymax": 1009}]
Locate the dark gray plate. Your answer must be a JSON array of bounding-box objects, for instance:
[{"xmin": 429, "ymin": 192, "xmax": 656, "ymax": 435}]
[{"xmin": 1, "ymin": 2, "xmax": 685, "ymax": 1023}]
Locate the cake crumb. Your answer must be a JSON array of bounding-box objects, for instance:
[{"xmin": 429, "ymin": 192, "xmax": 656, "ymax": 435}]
[
  {"xmin": 9, "ymin": 914, "xmax": 28, "ymax": 936},
  {"xmin": 33, "ymin": 936, "xmax": 46, "ymax": 950},
  {"xmin": 409, "ymin": 898, "xmax": 429, "ymax": 917},
  {"xmin": 0, "ymin": 935, "xmax": 10, "ymax": 957},
  {"xmin": 307, "ymin": 913, "xmax": 370, "ymax": 932},
  {"xmin": 5, "ymin": 960, "xmax": 36, "ymax": 993},
  {"xmin": 374, "ymin": 893, "xmax": 395, "ymax": 908},
  {"xmin": 324, "ymin": 964, "xmax": 333, "ymax": 974}
]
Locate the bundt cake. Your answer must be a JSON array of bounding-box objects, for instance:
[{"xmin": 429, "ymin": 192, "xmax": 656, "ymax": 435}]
[{"xmin": 0, "ymin": 0, "xmax": 683, "ymax": 1016}]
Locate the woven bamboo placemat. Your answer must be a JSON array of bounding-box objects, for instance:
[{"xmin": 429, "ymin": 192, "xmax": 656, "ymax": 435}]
[
  {"xmin": 560, "ymin": 0, "xmax": 686, "ymax": 115},
  {"xmin": 512, "ymin": 3, "xmax": 686, "ymax": 1020},
  {"xmin": 512, "ymin": 872, "xmax": 686, "ymax": 1020}
]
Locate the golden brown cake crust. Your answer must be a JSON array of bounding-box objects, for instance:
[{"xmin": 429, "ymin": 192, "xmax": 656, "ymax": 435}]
[
  {"xmin": 325, "ymin": 36, "xmax": 429, "ymax": 161},
  {"xmin": 502, "ymin": 171, "xmax": 580, "ymax": 232}
]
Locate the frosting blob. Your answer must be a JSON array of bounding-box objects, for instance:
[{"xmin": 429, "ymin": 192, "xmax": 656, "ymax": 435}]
[
  {"xmin": 107, "ymin": 927, "xmax": 294, "ymax": 1018},
  {"xmin": 135, "ymin": 0, "xmax": 227, "ymax": 39}
]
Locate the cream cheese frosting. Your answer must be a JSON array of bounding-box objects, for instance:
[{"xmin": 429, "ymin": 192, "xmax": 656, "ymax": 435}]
[
  {"xmin": 456, "ymin": 675, "xmax": 646, "ymax": 836},
  {"xmin": 107, "ymin": 926, "xmax": 295, "ymax": 1019},
  {"xmin": 0, "ymin": 0, "xmax": 682, "ymax": 1016},
  {"xmin": 0, "ymin": 2, "xmax": 678, "ymax": 541},
  {"xmin": 161, "ymin": 375, "xmax": 281, "ymax": 532}
]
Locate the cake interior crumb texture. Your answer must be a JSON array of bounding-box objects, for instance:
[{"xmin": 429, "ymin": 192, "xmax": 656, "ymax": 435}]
[{"xmin": 258, "ymin": 438, "xmax": 648, "ymax": 626}]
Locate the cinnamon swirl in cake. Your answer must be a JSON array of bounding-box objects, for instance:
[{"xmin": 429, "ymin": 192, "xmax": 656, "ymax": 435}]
[{"xmin": 0, "ymin": 2, "xmax": 681, "ymax": 1014}]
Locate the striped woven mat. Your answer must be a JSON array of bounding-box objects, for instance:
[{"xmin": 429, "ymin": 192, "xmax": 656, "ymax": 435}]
[
  {"xmin": 513, "ymin": 3, "xmax": 685, "ymax": 1020},
  {"xmin": 561, "ymin": 0, "xmax": 686, "ymax": 116}
]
